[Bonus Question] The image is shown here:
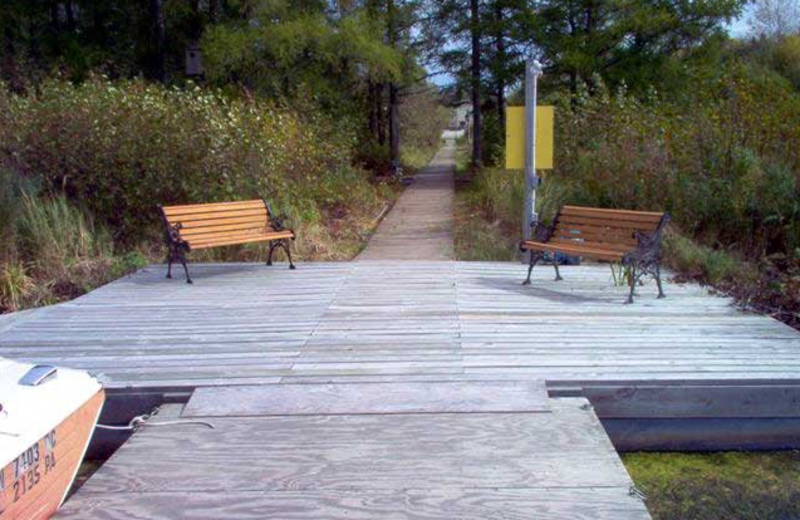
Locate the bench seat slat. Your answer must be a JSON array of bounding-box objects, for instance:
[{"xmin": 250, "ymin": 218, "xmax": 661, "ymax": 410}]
[
  {"xmin": 165, "ymin": 208, "xmax": 269, "ymax": 222},
  {"xmin": 522, "ymin": 240, "xmax": 624, "ymax": 262},
  {"xmin": 549, "ymin": 237, "xmax": 633, "ymax": 253},
  {"xmin": 554, "ymin": 223, "xmax": 639, "ymax": 240},
  {"xmin": 177, "ymin": 215, "xmax": 270, "ymax": 229},
  {"xmin": 561, "ymin": 205, "xmax": 664, "ymax": 221},
  {"xmin": 190, "ymin": 230, "xmax": 295, "ymax": 249},
  {"xmin": 162, "ymin": 200, "xmax": 267, "ymax": 216},
  {"xmin": 180, "ymin": 221, "xmax": 271, "ymax": 238},
  {"xmin": 553, "ymin": 230, "xmax": 638, "ymax": 247},
  {"xmin": 558, "ymin": 215, "xmax": 661, "ymax": 232}
]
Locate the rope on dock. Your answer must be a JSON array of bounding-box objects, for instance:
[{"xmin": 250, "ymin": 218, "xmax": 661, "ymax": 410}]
[{"xmin": 96, "ymin": 410, "xmax": 214, "ymax": 432}]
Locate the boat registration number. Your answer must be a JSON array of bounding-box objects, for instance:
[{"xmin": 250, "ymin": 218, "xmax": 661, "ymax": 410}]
[{"xmin": 4, "ymin": 429, "xmax": 58, "ymax": 505}]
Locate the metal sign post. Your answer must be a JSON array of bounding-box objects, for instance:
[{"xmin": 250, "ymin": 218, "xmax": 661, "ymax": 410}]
[{"xmin": 522, "ymin": 59, "xmax": 543, "ymax": 246}]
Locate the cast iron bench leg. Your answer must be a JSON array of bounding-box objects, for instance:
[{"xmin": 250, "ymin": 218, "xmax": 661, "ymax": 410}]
[{"xmin": 523, "ymin": 252, "xmax": 542, "ymax": 285}]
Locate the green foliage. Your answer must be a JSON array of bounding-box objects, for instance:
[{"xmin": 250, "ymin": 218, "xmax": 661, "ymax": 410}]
[
  {"xmin": 0, "ymin": 261, "xmax": 34, "ymax": 312},
  {"xmin": 533, "ymin": 0, "xmax": 746, "ymax": 94},
  {"xmin": 549, "ymin": 63, "xmax": 800, "ymax": 260},
  {"xmin": 454, "ymin": 167, "xmax": 520, "ymax": 261},
  {"xmin": 1, "ymin": 77, "xmax": 383, "ymax": 243},
  {"xmin": 771, "ymin": 34, "xmax": 800, "ymax": 89},
  {"xmin": 0, "ymin": 193, "xmax": 119, "ymax": 312},
  {"xmin": 109, "ymin": 251, "xmax": 150, "ymax": 280},
  {"xmin": 469, "ymin": 167, "xmax": 524, "ymax": 227},
  {"xmin": 201, "ymin": 2, "xmax": 402, "ymax": 116},
  {"xmin": 399, "ymin": 88, "xmax": 449, "ymax": 170},
  {"xmin": 623, "ymin": 451, "xmax": 800, "ymax": 520},
  {"xmin": 0, "ymin": 170, "xmax": 23, "ymax": 262},
  {"xmin": 663, "ymin": 232, "xmax": 739, "ymax": 286},
  {"xmin": 18, "ymin": 193, "xmax": 113, "ymax": 267}
]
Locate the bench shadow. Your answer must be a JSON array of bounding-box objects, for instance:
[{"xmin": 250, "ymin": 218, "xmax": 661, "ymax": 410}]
[
  {"xmin": 473, "ymin": 276, "xmax": 610, "ymax": 304},
  {"xmin": 143, "ymin": 262, "xmax": 290, "ymax": 284}
]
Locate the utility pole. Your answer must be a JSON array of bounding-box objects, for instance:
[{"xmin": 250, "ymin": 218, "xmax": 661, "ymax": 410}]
[{"xmin": 522, "ymin": 59, "xmax": 543, "ymax": 246}]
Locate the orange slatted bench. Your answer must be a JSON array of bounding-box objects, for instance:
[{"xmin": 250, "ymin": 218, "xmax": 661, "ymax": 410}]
[
  {"xmin": 158, "ymin": 199, "xmax": 295, "ymax": 283},
  {"xmin": 520, "ymin": 205, "xmax": 670, "ymax": 303}
]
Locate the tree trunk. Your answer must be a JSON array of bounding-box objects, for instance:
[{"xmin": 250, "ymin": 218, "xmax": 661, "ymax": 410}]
[
  {"xmin": 368, "ymin": 79, "xmax": 377, "ymax": 137},
  {"xmin": 1, "ymin": 27, "xmax": 22, "ymax": 93},
  {"xmin": 494, "ymin": 2, "xmax": 506, "ymax": 138},
  {"xmin": 376, "ymin": 83, "xmax": 386, "ymax": 146},
  {"xmin": 470, "ymin": 0, "xmax": 483, "ymax": 168},
  {"xmin": 150, "ymin": 0, "xmax": 166, "ymax": 83},
  {"xmin": 387, "ymin": 0, "xmax": 400, "ymax": 172},
  {"xmin": 66, "ymin": 2, "xmax": 77, "ymax": 33},
  {"xmin": 209, "ymin": 0, "xmax": 219, "ymax": 23},
  {"xmin": 389, "ymin": 82, "xmax": 400, "ymax": 170}
]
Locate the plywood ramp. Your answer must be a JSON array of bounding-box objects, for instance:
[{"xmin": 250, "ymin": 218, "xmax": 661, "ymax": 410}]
[{"xmin": 55, "ymin": 383, "xmax": 650, "ymax": 519}]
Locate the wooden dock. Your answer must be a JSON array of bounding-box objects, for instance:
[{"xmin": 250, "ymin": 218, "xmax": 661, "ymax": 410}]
[
  {"xmin": 2, "ymin": 260, "xmax": 800, "ymax": 518},
  {"xmin": 2, "ymin": 261, "xmax": 798, "ymax": 390},
  {"xmin": 56, "ymin": 382, "xmax": 651, "ymax": 520}
]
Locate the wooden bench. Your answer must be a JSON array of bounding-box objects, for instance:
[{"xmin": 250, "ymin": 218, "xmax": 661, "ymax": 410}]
[
  {"xmin": 520, "ymin": 205, "xmax": 670, "ymax": 303},
  {"xmin": 158, "ymin": 199, "xmax": 295, "ymax": 283}
]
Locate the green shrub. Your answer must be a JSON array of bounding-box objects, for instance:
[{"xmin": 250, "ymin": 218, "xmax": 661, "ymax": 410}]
[
  {"xmin": 548, "ymin": 64, "xmax": 800, "ymax": 261},
  {"xmin": 664, "ymin": 232, "xmax": 739, "ymax": 286},
  {"xmin": 0, "ymin": 170, "xmax": 22, "ymax": 263},
  {"xmin": 1, "ymin": 77, "xmax": 383, "ymax": 244},
  {"xmin": 109, "ymin": 251, "xmax": 149, "ymax": 280},
  {"xmin": 399, "ymin": 88, "xmax": 450, "ymax": 170}
]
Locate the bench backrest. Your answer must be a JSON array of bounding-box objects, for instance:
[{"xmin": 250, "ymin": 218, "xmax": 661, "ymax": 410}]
[
  {"xmin": 160, "ymin": 199, "xmax": 276, "ymax": 249},
  {"xmin": 550, "ymin": 205, "xmax": 667, "ymax": 253}
]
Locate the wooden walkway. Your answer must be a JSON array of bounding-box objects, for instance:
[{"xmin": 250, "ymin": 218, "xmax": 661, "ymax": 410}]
[
  {"xmin": 357, "ymin": 145, "xmax": 454, "ymax": 260},
  {"xmin": 2, "ymin": 261, "xmax": 798, "ymax": 391},
  {"xmin": 3, "ymin": 260, "xmax": 800, "ymax": 518},
  {"xmin": 56, "ymin": 384, "xmax": 651, "ymax": 520}
]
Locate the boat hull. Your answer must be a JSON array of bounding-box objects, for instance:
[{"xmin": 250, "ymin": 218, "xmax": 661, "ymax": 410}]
[{"xmin": 0, "ymin": 389, "xmax": 104, "ymax": 520}]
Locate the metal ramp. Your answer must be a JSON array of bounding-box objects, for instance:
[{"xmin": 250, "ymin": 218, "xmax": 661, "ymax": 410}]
[{"xmin": 57, "ymin": 381, "xmax": 650, "ymax": 519}]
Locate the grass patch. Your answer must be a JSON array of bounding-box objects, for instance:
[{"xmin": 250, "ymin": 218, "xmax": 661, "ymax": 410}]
[
  {"xmin": 623, "ymin": 451, "xmax": 800, "ymax": 520},
  {"xmin": 454, "ymin": 175, "xmax": 519, "ymax": 261},
  {"xmin": 453, "ymin": 148, "xmax": 522, "ymax": 261}
]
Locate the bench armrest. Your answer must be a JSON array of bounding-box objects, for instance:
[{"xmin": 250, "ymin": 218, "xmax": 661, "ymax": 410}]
[
  {"xmin": 520, "ymin": 220, "xmax": 556, "ymax": 252},
  {"xmin": 269, "ymin": 214, "xmax": 290, "ymax": 232},
  {"xmin": 533, "ymin": 221, "xmax": 556, "ymax": 242},
  {"xmin": 625, "ymin": 214, "xmax": 670, "ymax": 266}
]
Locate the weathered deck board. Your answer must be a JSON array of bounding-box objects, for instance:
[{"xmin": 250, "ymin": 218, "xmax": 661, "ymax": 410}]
[
  {"xmin": 56, "ymin": 397, "xmax": 650, "ymax": 520},
  {"xmin": 2, "ymin": 262, "xmax": 799, "ymax": 392},
  {"xmin": 56, "ymin": 488, "xmax": 650, "ymax": 520},
  {"xmin": 182, "ymin": 380, "xmax": 550, "ymax": 416}
]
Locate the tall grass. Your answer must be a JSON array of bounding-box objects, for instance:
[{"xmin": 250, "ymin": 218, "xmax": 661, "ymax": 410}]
[
  {"xmin": 18, "ymin": 193, "xmax": 113, "ymax": 267},
  {"xmin": 0, "ymin": 193, "xmax": 142, "ymax": 312}
]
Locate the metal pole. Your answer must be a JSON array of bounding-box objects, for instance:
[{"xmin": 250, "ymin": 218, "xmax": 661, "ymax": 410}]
[{"xmin": 522, "ymin": 59, "xmax": 542, "ymax": 247}]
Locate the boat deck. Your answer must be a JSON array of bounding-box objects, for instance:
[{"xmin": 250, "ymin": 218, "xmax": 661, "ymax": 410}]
[{"xmin": 2, "ymin": 261, "xmax": 798, "ymax": 391}]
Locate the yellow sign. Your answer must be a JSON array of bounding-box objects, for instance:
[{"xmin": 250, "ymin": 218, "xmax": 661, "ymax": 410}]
[{"xmin": 505, "ymin": 106, "xmax": 554, "ymax": 170}]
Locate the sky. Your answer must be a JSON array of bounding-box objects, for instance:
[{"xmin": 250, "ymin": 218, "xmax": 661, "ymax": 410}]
[{"xmin": 728, "ymin": 3, "xmax": 755, "ymax": 38}]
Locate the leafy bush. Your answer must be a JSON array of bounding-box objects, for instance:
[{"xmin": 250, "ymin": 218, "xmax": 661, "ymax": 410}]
[
  {"xmin": 1, "ymin": 77, "xmax": 384, "ymax": 245},
  {"xmin": 0, "ymin": 169, "xmax": 22, "ymax": 262},
  {"xmin": 399, "ymin": 88, "xmax": 449, "ymax": 169},
  {"xmin": 549, "ymin": 64, "xmax": 800, "ymax": 261},
  {"xmin": 0, "ymin": 77, "xmax": 395, "ymax": 313}
]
